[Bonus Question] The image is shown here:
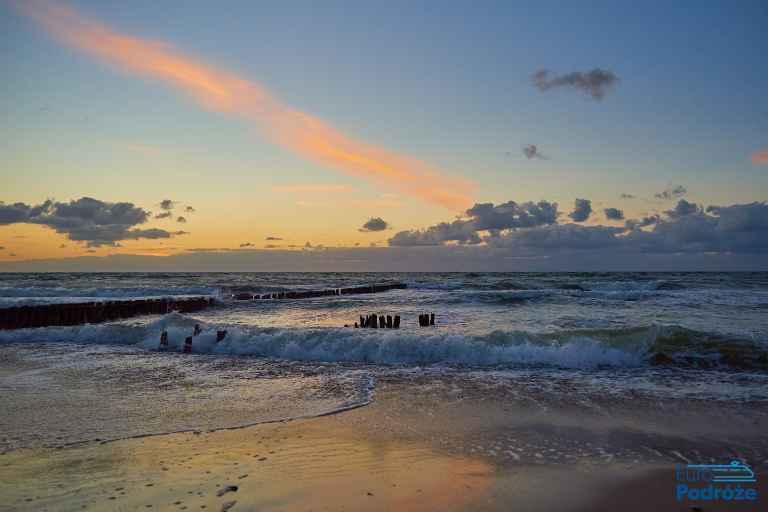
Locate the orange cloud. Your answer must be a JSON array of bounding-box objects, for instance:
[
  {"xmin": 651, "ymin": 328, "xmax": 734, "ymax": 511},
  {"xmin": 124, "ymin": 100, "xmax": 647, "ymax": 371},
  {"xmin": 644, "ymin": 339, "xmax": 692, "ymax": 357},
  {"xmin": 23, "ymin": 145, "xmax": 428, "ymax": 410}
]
[
  {"xmin": 752, "ymin": 150, "xmax": 768, "ymax": 165},
  {"xmin": 16, "ymin": 0, "xmax": 475, "ymax": 210}
]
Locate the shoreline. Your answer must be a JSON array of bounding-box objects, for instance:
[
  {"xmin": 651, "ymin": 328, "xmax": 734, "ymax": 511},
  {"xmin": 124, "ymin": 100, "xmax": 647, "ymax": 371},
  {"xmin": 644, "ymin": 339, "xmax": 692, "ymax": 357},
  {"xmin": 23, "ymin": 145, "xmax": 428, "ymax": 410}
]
[{"xmin": 2, "ymin": 382, "xmax": 766, "ymax": 512}]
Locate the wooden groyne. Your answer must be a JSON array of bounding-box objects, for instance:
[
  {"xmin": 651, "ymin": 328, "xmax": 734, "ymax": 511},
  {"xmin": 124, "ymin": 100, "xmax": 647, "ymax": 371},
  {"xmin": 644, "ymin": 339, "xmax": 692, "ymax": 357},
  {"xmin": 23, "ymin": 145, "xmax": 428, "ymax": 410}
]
[
  {"xmin": 232, "ymin": 282, "xmax": 407, "ymax": 301},
  {"xmin": 0, "ymin": 297, "xmax": 214, "ymax": 330}
]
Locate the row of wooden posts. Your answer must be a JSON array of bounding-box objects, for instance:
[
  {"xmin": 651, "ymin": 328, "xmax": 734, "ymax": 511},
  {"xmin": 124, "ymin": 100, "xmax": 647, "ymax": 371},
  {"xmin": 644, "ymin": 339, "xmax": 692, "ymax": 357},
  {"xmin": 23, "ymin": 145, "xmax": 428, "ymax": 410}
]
[
  {"xmin": 0, "ymin": 297, "xmax": 214, "ymax": 330},
  {"xmin": 158, "ymin": 323, "xmax": 228, "ymax": 353},
  {"xmin": 233, "ymin": 282, "xmax": 407, "ymax": 301},
  {"xmin": 351, "ymin": 313, "xmax": 435, "ymax": 328}
]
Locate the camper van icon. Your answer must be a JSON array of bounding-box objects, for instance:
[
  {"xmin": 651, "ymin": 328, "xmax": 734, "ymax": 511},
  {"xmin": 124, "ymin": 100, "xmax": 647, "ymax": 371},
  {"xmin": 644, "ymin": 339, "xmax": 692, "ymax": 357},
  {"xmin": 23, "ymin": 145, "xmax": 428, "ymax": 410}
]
[{"xmin": 686, "ymin": 460, "xmax": 756, "ymax": 483}]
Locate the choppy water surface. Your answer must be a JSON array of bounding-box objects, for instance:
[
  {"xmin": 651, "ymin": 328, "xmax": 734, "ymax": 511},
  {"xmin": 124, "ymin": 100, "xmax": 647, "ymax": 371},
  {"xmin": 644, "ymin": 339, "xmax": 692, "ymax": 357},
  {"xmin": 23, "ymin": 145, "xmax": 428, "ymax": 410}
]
[{"xmin": 1, "ymin": 272, "xmax": 767, "ymax": 454}]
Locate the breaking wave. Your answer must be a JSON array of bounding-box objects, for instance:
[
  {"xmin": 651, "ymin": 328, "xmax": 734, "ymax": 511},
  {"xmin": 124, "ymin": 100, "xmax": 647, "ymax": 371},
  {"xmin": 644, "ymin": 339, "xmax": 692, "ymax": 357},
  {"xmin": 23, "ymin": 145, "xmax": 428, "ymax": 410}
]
[{"xmin": 2, "ymin": 313, "xmax": 765, "ymax": 370}]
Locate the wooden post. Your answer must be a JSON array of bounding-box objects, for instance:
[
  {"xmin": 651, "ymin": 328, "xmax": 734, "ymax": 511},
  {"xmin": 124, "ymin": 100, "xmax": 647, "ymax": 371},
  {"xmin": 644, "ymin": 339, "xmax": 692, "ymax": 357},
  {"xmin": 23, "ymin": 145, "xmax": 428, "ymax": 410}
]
[
  {"xmin": 430, "ymin": 313, "xmax": 435, "ymax": 326},
  {"xmin": 371, "ymin": 314, "xmax": 378, "ymax": 328},
  {"xmin": 159, "ymin": 331, "xmax": 169, "ymax": 350},
  {"xmin": 216, "ymin": 330, "xmax": 227, "ymax": 342},
  {"xmin": 193, "ymin": 324, "xmax": 202, "ymax": 336},
  {"xmin": 394, "ymin": 315, "xmax": 400, "ymax": 328},
  {"xmin": 360, "ymin": 315, "xmax": 366, "ymax": 328},
  {"xmin": 386, "ymin": 315, "xmax": 393, "ymax": 329},
  {"xmin": 379, "ymin": 315, "xmax": 386, "ymax": 328},
  {"xmin": 183, "ymin": 336, "xmax": 193, "ymax": 353}
]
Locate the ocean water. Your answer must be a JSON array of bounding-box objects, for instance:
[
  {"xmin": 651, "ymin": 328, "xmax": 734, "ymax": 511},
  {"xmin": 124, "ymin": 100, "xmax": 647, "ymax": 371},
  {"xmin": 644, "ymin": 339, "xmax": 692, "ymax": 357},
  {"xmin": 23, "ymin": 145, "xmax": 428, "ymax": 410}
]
[{"xmin": 2, "ymin": 272, "xmax": 768, "ymax": 457}]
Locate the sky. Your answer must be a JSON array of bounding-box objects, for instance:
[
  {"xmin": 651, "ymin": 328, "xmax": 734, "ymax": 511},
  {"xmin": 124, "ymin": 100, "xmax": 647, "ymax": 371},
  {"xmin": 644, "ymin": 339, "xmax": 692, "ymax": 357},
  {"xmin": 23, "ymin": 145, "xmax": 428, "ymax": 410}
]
[{"xmin": 1, "ymin": 0, "xmax": 767, "ymax": 271}]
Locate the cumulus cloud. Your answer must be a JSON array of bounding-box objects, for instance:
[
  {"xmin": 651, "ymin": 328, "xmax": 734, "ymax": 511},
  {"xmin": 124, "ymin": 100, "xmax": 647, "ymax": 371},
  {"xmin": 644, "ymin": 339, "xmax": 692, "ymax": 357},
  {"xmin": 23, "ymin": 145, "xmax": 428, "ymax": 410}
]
[
  {"xmin": 154, "ymin": 211, "xmax": 172, "ymax": 219},
  {"xmin": 654, "ymin": 185, "xmax": 687, "ymax": 200},
  {"xmin": 532, "ymin": 68, "xmax": 619, "ymax": 100},
  {"xmin": 569, "ymin": 198, "xmax": 592, "ymax": 222},
  {"xmin": 751, "ymin": 151, "xmax": 768, "ymax": 165},
  {"xmin": 176, "ymin": 216, "xmax": 187, "ymax": 223},
  {"xmin": 485, "ymin": 201, "xmax": 768, "ymax": 255},
  {"xmin": 185, "ymin": 206, "xmax": 196, "ymax": 213},
  {"xmin": 159, "ymin": 199, "xmax": 175, "ymax": 211},
  {"xmin": 265, "ymin": 236, "xmax": 283, "ymax": 241},
  {"xmin": 604, "ymin": 208, "xmax": 624, "ymax": 221},
  {"xmin": 466, "ymin": 200, "xmax": 559, "ymax": 231},
  {"xmin": 389, "ymin": 200, "xmax": 558, "ymax": 246},
  {"xmin": 522, "ymin": 144, "xmax": 547, "ymax": 159},
  {"xmin": 666, "ymin": 199, "xmax": 700, "ymax": 219},
  {"xmin": 359, "ymin": 217, "xmax": 389, "ymax": 232},
  {"xmin": 240, "ymin": 242, "xmax": 254, "ymax": 248},
  {"xmin": 620, "ymin": 193, "xmax": 635, "ymax": 199},
  {"xmin": 389, "ymin": 220, "xmax": 481, "ymax": 246},
  {"xmin": 0, "ymin": 197, "xmax": 186, "ymax": 247}
]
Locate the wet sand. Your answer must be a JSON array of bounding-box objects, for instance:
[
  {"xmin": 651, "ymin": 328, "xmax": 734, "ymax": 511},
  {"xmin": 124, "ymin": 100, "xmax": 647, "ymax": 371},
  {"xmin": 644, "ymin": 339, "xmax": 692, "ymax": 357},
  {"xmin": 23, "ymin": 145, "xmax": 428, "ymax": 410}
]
[{"xmin": 2, "ymin": 385, "xmax": 765, "ymax": 512}]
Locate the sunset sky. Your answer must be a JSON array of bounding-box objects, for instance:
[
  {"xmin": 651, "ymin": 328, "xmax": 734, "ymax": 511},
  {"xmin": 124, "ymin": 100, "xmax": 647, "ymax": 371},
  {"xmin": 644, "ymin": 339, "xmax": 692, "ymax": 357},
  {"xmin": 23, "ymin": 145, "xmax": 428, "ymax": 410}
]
[{"xmin": 1, "ymin": 0, "xmax": 767, "ymax": 270}]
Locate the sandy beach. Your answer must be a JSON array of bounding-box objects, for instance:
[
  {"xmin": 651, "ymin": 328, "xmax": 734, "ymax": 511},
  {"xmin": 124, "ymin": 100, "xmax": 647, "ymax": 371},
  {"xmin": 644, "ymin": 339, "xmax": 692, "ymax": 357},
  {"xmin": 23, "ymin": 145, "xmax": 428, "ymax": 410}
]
[{"xmin": 2, "ymin": 375, "xmax": 766, "ymax": 512}]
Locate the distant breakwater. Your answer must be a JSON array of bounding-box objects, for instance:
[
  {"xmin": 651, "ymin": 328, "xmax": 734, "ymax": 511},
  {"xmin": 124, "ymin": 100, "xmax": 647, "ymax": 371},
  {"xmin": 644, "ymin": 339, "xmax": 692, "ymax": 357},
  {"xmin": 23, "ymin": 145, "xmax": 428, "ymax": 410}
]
[
  {"xmin": 0, "ymin": 297, "xmax": 214, "ymax": 330},
  {"xmin": 232, "ymin": 282, "xmax": 407, "ymax": 300}
]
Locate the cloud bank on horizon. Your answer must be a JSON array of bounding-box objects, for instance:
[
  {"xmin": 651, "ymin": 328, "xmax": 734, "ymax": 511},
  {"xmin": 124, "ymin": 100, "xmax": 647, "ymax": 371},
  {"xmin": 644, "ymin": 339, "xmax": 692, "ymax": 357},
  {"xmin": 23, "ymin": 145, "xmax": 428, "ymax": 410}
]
[
  {"xmin": 388, "ymin": 196, "xmax": 768, "ymax": 258},
  {"xmin": 13, "ymin": 0, "xmax": 474, "ymax": 211}
]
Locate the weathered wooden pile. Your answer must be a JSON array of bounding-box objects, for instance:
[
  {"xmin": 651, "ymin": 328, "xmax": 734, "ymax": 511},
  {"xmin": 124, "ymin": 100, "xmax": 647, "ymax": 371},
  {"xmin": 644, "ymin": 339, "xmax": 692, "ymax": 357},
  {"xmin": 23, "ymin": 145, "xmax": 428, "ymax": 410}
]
[
  {"xmin": 159, "ymin": 324, "xmax": 228, "ymax": 353},
  {"xmin": 356, "ymin": 314, "xmax": 401, "ymax": 329},
  {"xmin": 233, "ymin": 282, "xmax": 407, "ymax": 300},
  {"xmin": 418, "ymin": 313, "xmax": 436, "ymax": 327},
  {"xmin": 0, "ymin": 297, "xmax": 214, "ymax": 330}
]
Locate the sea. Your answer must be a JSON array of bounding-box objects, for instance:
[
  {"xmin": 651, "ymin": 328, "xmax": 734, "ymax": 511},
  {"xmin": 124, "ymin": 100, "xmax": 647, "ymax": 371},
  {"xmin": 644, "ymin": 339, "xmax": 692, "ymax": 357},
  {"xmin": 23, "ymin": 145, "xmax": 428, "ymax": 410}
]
[{"xmin": 2, "ymin": 272, "xmax": 768, "ymax": 464}]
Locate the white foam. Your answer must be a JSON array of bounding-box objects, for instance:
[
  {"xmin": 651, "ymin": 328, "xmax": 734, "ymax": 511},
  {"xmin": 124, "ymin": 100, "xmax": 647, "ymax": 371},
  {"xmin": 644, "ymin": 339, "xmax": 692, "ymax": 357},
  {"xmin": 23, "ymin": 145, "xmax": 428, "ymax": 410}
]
[{"xmin": 1, "ymin": 312, "xmax": 645, "ymax": 369}]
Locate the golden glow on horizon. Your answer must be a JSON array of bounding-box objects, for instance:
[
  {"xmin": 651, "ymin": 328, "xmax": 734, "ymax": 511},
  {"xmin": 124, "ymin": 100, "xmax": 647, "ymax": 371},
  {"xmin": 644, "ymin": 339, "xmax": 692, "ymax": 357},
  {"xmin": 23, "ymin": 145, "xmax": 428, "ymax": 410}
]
[{"xmin": 15, "ymin": 0, "xmax": 475, "ymax": 211}]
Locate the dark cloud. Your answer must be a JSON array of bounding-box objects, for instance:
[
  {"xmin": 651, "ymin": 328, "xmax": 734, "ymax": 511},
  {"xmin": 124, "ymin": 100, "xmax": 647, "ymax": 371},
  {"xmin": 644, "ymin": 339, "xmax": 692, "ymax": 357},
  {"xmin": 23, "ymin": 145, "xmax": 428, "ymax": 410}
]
[
  {"xmin": 264, "ymin": 244, "xmax": 280, "ymax": 249},
  {"xmin": 389, "ymin": 220, "xmax": 481, "ymax": 246},
  {"xmin": 487, "ymin": 224, "xmax": 624, "ymax": 250},
  {"xmin": 0, "ymin": 246, "xmax": 4, "ymax": 250},
  {"xmin": 466, "ymin": 200, "xmax": 559, "ymax": 231},
  {"xmin": 0, "ymin": 197, "xmax": 186, "ymax": 246},
  {"xmin": 665, "ymin": 199, "xmax": 700, "ymax": 219},
  {"xmin": 532, "ymin": 68, "xmax": 619, "ymax": 100},
  {"xmin": 389, "ymin": 200, "xmax": 558, "ymax": 246},
  {"xmin": 522, "ymin": 144, "xmax": 547, "ymax": 159},
  {"xmin": 604, "ymin": 207, "xmax": 625, "ymax": 221},
  {"xmin": 625, "ymin": 214, "xmax": 660, "ymax": 230},
  {"xmin": 154, "ymin": 211, "xmax": 172, "ymax": 219},
  {"xmin": 569, "ymin": 198, "xmax": 592, "ymax": 222},
  {"xmin": 59, "ymin": 244, "xmax": 67, "ymax": 248},
  {"xmin": 490, "ymin": 201, "xmax": 768, "ymax": 255},
  {"xmin": 620, "ymin": 193, "xmax": 636, "ymax": 199},
  {"xmin": 265, "ymin": 236, "xmax": 283, "ymax": 241},
  {"xmin": 176, "ymin": 216, "xmax": 187, "ymax": 223},
  {"xmin": 159, "ymin": 199, "xmax": 175, "ymax": 211},
  {"xmin": 0, "ymin": 202, "xmax": 37, "ymax": 224},
  {"xmin": 359, "ymin": 217, "xmax": 389, "ymax": 232},
  {"xmin": 654, "ymin": 185, "xmax": 687, "ymax": 200},
  {"xmin": 185, "ymin": 206, "xmax": 196, "ymax": 213},
  {"xmin": 240, "ymin": 242, "xmax": 254, "ymax": 248}
]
